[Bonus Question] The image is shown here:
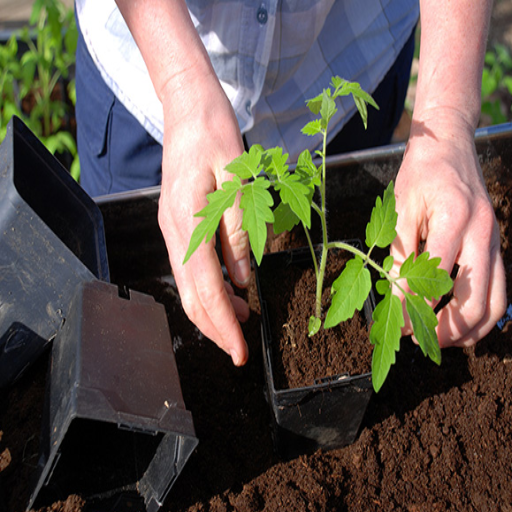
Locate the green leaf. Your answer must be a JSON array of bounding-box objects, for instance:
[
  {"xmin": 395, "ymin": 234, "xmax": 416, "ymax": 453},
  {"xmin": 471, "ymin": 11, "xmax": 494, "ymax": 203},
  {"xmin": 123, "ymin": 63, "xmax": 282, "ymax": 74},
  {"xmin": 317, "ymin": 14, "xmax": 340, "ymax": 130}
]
[
  {"xmin": 370, "ymin": 290, "xmax": 404, "ymax": 392},
  {"xmin": 308, "ymin": 316, "xmax": 321, "ymax": 337},
  {"xmin": 330, "ymin": 76, "xmax": 349, "ymax": 95},
  {"xmin": 275, "ymin": 172, "xmax": 312, "ymax": 228},
  {"xmin": 64, "ymin": 20, "xmax": 78, "ymax": 54},
  {"xmin": 183, "ymin": 178, "xmax": 242, "ymax": 264},
  {"xmin": 70, "ymin": 155, "xmax": 80, "ymax": 182},
  {"xmin": 503, "ymin": 75, "xmax": 512, "ymax": 95},
  {"xmin": 29, "ymin": 0, "xmax": 44, "ymax": 25},
  {"xmin": 324, "ymin": 256, "xmax": 372, "ymax": 328},
  {"xmin": 365, "ymin": 181, "xmax": 397, "ymax": 249},
  {"xmin": 262, "ymin": 146, "xmax": 289, "ymax": 178},
  {"xmin": 342, "ymin": 81, "xmax": 380, "ymax": 110},
  {"xmin": 273, "ymin": 202, "xmax": 300, "ymax": 234},
  {"xmin": 67, "ymin": 78, "xmax": 77, "ymax": 106},
  {"xmin": 382, "ymin": 255, "xmax": 394, "ymax": 272},
  {"xmin": 305, "ymin": 91, "xmax": 325, "ymax": 115},
  {"xmin": 376, "ymin": 279, "xmax": 390, "ymax": 296},
  {"xmin": 43, "ymin": 130, "xmax": 76, "ymax": 155},
  {"xmin": 481, "ymin": 68, "xmax": 498, "ymax": 97},
  {"xmin": 354, "ymin": 95, "xmax": 369, "ymax": 129},
  {"xmin": 296, "ymin": 149, "xmax": 320, "ymax": 185},
  {"xmin": 240, "ymin": 177, "xmax": 274, "ymax": 265},
  {"xmin": 301, "ymin": 119, "xmax": 323, "ymax": 136},
  {"xmin": 399, "ymin": 252, "xmax": 453, "ymax": 300},
  {"xmin": 327, "ymin": 79, "xmax": 379, "ymax": 128},
  {"xmin": 405, "ymin": 293, "xmax": 442, "ymax": 365},
  {"xmin": 320, "ymin": 90, "xmax": 337, "ymax": 127},
  {"xmin": 225, "ymin": 145, "xmax": 263, "ymax": 179}
]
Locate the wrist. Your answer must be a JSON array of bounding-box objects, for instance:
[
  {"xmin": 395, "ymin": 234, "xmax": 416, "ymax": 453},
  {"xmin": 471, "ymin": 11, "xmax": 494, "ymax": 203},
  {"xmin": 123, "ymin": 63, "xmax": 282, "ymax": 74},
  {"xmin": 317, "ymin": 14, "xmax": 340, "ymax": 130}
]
[{"xmin": 410, "ymin": 107, "xmax": 477, "ymax": 148}]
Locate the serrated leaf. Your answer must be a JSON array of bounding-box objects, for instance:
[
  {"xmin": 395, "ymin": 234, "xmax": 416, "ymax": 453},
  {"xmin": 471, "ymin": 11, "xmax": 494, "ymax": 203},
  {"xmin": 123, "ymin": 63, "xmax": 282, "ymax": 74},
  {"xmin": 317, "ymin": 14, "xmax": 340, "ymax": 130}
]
[
  {"xmin": 400, "ymin": 252, "xmax": 453, "ymax": 300},
  {"xmin": 225, "ymin": 145, "xmax": 263, "ymax": 179},
  {"xmin": 331, "ymin": 76, "xmax": 348, "ymax": 94},
  {"xmin": 262, "ymin": 146, "xmax": 288, "ymax": 178},
  {"xmin": 305, "ymin": 91, "xmax": 325, "ymax": 115},
  {"xmin": 296, "ymin": 149, "xmax": 320, "ymax": 183},
  {"xmin": 405, "ymin": 293, "xmax": 442, "ymax": 364},
  {"xmin": 320, "ymin": 90, "xmax": 337, "ymax": 127},
  {"xmin": 343, "ymin": 82, "xmax": 380, "ymax": 110},
  {"xmin": 308, "ymin": 316, "xmax": 321, "ymax": 337},
  {"xmin": 273, "ymin": 202, "xmax": 300, "ymax": 234},
  {"xmin": 324, "ymin": 257, "xmax": 372, "ymax": 328},
  {"xmin": 370, "ymin": 291, "xmax": 404, "ymax": 392},
  {"xmin": 301, "ymin": 119, "xmax": 323, "ymax": 136},
  {"xmin": 354, "ymin": 95, "xmax": 369, "ymax": 129},
  {"xmin": 365, "ymin": 181, "xmax": 397, "ymax": 249},
  {"xmin": 184, "ymin": 178, "xmax": 242, "ymax": 264},
  {"xmin": 240, "ymin": 177, "xmax": 274, "ymax": 265},
  {"xmin": 275, "ymin": 172, "xmax": 312, "ymax": 228}
]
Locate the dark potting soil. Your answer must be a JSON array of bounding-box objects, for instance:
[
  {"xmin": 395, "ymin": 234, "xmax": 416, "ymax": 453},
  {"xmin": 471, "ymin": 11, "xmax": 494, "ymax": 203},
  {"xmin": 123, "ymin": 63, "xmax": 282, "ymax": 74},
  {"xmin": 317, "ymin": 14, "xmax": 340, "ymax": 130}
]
[
  {"xmin": 0, "ymin": 156, "xmax": 511, "ymax": 512},
  {"xmin": 258, "ymin": 249, "xmax": 372, "ymax": 390}
]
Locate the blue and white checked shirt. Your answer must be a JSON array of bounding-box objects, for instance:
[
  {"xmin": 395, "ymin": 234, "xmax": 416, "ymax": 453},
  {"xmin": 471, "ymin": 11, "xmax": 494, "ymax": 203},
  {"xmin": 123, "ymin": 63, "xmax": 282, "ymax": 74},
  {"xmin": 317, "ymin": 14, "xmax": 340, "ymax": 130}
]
[{"xmin": 76, "ymin": 0, "xmax": 419, "ymax": 161}]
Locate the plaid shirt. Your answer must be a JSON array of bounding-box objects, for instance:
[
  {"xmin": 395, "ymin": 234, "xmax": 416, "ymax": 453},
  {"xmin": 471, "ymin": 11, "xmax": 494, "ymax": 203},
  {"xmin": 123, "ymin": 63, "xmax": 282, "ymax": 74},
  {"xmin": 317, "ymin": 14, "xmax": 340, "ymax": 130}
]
[{"xmin": 76, "ymin": 0, "xmax": 419, "ymax": 161}]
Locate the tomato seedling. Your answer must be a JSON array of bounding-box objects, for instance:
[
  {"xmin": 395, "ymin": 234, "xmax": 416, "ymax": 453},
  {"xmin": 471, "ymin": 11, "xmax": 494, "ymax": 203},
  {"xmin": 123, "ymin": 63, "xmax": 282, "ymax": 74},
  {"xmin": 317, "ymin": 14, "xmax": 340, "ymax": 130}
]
[{"xmin": 185, "ymin": 76, "xmax": 453, "ymax": 392}]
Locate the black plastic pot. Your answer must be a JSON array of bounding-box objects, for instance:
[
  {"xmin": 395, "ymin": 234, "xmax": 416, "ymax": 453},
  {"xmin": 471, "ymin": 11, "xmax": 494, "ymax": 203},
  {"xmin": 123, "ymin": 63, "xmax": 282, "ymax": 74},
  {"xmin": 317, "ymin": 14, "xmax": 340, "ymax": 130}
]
[
  {"xmin": 28, "ymin": 280, "xmax": 198, "ymax": 511},
  {"xmin": 0, "ymin": 117, "xmax": 197, "ymax": 511},
  {"xmin": 255, "ymin": 243, "xmax": 375, "ymax": 459},
  {"xmin": 0, "ymin": 116, "xmax": 109, "ymax": 388}
]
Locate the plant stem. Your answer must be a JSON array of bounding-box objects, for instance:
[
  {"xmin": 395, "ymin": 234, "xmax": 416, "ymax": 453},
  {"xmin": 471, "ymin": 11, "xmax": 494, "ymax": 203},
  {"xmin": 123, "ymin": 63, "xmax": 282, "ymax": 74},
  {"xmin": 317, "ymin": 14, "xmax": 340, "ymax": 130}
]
[
  {"xmin": 302, "ymin": 222, "xmax": 318, "ymax": 279},
  {"xmin": 327, "ymin": 240, "xmax": 407, "ymax": 295},
  {"xmin": 312, "ymin": 127, "xmax": 330, "ymax": 320}
]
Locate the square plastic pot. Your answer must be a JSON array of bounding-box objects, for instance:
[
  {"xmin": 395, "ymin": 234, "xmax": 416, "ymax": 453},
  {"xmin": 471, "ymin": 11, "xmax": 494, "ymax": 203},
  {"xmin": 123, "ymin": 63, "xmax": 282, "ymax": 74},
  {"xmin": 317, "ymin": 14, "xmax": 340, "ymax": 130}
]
[
  {"xmin": 0, "ymin": 117, "xmax": 109, "ymax": 388},
  {"xmin": 255, "ymin": 243, "xmax": 375, "ymax": 459},
  {"xmin": 28, "ymin": 280, "xmax": 198, "ymax": 512}
]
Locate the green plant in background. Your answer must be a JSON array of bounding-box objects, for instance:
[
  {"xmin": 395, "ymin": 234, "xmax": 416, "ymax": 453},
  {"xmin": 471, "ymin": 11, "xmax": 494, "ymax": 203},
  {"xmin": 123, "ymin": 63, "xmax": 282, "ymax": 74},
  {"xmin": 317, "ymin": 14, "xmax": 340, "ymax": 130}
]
[
  {"xmin": 0, "ymin": 0, "xmax": 79, "ymax": 180},
  {"xmin": 481, "ymin": 43, "xmax": 512, "ymax": 126},
  {"xmin": 0, "ymin": 35, "xmax": 24, "ymax": 133},
  {"xmin": 184, "ymin": 76, "xmax": 453, "ymax": 392}
]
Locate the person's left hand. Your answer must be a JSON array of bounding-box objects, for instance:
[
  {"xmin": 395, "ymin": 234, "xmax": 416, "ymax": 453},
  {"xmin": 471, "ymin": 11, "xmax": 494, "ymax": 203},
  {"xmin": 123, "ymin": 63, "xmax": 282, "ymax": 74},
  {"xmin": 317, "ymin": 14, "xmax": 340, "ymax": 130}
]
[{"xmin": 390, "ymin": 112, "xmax": 507, "ymax": 348}]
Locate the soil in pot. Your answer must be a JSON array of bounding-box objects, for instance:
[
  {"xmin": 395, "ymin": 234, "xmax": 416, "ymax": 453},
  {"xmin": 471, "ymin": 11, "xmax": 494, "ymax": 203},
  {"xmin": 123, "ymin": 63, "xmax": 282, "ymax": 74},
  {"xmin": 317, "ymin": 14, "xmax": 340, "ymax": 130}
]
[
  {"xmin": 257, "ymin": 248, "xmax": 373, "ymax": 390},
  {"xmin": 0, "ymin": 151, "xmax": 511, "ymax": 512}
]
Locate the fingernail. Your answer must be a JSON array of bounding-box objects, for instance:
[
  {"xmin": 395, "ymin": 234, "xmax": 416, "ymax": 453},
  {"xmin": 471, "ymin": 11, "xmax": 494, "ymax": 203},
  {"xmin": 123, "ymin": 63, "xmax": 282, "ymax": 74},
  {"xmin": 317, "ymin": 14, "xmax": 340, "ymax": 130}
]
[
  {"xmin": 234, "ymin": 258, "xmax": 251, "ymax": 286},
  {"xmin": 230, "ymin": 349, "xmax": 241, "ymax": 366}
]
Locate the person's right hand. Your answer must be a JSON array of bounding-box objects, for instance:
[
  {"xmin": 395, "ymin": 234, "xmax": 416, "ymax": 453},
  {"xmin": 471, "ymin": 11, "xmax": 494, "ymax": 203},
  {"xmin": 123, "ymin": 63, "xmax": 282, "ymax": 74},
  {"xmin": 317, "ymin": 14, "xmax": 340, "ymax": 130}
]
[
  {"xmin": 157, "ymin": 69, "xmax": 252, "ymax": 366},
  {"xmin": 114, "ymin": 0, "xmax": 252, "ymax": 366}
]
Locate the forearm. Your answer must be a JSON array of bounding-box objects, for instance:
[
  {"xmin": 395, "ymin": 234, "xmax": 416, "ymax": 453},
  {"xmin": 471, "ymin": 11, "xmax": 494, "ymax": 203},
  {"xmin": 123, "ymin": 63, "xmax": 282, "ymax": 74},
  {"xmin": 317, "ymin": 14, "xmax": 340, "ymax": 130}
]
[
  {"xmin": 114, "ymin": 0, "xmax": 218, "ymax": 120},
  {"xmin": 414, "ymin": 0, "xmax": 492, "ymax": 131}
]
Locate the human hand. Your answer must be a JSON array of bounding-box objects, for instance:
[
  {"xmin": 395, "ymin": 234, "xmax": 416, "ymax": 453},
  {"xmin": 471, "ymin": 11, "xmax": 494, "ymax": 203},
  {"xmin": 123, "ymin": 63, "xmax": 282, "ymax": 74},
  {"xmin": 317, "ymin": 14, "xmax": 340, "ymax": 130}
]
[
  {"xmin": 157, "ymin": 72, "xmax": 251, "ymax": 366},
  {"xmin": 391, "ymin": 112, "xmax": 507, "ymax": 348}
]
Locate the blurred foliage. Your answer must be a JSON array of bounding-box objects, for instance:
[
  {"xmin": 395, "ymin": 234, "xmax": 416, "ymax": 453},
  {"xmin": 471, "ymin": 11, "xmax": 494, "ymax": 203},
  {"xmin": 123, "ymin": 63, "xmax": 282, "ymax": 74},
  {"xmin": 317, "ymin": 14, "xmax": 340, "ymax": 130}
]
[
  {"xmin": 481, "ymin": 43, "xmax": 512, "ymax": 126},
  {"xmin": 0, "ymin": 0, "xmax": 79, "ymax": 180}
]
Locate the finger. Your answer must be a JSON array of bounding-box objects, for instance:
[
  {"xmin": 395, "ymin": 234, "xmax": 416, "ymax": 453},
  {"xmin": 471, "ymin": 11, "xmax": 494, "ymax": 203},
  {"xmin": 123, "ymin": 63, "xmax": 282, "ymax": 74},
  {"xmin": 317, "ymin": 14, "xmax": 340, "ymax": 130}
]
[
  {"xmin": 437, "ymin": 241, "xmax": 507, "ymax": 348},
  {"xmin": 390, "ymin": 194, "xmax": 420, "ymax": 336},
  {"xmin": 224, "ymin": 281, "xmax": 250, "ymax": 323},
  {"xmin": 219, "ymin": 184, "xmax": 251, "ymax": 288},
  {"xmin": 181, "ymin": 242, "xmax": 249, "ymax": 365}
]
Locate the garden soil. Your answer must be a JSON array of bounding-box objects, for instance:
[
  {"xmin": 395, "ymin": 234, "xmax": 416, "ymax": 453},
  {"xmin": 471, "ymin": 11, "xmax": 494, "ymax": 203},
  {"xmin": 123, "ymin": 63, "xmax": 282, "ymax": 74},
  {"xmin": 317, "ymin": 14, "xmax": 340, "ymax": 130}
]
[{"xmin": 0, "ymin": 153, "xmax": 511, "ymax": 512}]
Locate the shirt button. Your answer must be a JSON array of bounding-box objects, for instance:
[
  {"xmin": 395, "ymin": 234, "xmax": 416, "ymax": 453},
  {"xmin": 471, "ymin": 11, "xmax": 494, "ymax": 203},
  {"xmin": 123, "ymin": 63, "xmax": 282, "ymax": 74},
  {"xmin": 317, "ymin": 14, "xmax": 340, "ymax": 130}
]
[{"xmin": 256, "ymin": 6, "xmax": 268, "ymax": 24}]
